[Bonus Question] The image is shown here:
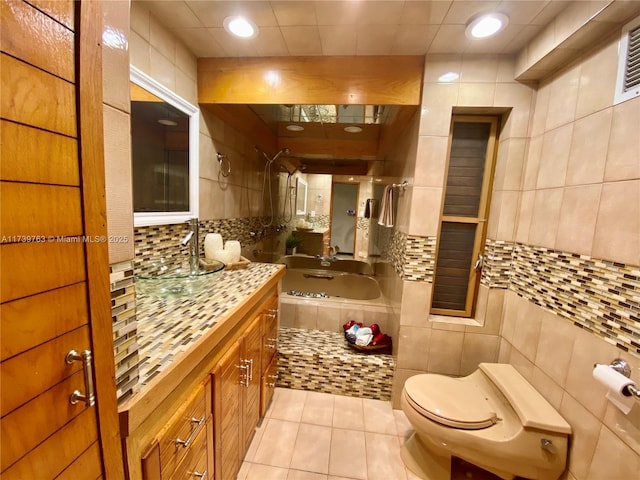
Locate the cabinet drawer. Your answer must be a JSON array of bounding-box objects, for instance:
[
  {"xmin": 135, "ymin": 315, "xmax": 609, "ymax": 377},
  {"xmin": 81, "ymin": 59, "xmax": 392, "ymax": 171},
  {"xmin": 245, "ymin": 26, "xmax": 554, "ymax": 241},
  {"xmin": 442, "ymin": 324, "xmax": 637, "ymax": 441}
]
[
  {"xmin": 170, "ymin": 419, "xmax": 209, "ymax": 480},
  {"xmin": 158, "ymin": 384, "xmax": 208, "ymax": 479}
]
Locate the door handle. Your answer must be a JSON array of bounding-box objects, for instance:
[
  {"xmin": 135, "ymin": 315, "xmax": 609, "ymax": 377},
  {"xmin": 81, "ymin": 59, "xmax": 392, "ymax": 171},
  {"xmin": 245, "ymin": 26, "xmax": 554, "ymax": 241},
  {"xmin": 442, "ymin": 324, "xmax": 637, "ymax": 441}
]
[{"xmin": 66, "ymin": 349, "xmax": 95, "ymax": 406}]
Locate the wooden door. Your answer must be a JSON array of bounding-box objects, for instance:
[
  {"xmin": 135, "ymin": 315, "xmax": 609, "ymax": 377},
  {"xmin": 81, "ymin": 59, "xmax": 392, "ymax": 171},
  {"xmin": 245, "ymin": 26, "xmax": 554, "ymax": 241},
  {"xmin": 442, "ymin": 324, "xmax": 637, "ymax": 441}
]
[
  {"xmin": 0, "ymin": 1, "xmax": 123, "ymax": 478},
  {"xmin": 240, "ymin": 316, "xmax": 262, "ymax": 453},
  {"xmin": 212, "ymin": 341, "xmax": 242, "ymax": 480}
]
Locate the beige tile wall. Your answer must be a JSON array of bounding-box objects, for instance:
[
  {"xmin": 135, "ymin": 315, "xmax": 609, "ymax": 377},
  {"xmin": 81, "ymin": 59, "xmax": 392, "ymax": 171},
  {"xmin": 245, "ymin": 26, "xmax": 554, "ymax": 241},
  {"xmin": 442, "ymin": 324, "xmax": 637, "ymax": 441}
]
[
  {"xmin": 103, "ymin": 0, "xmax": 134, "ymax": 263},
  {"xmin": 503, "ymin": 31, "xmax": 640, "ymax": 480},
  {"xmin": 130, "ymin": 1, "xmax": 269, "ymax": 225},
  {"xmin": 500, "ymin": 291, "xmax": 640, "ymax": 480},
  {"xmin": 389, "ymin": 54, "xmax": 535, "ymax": 405}
]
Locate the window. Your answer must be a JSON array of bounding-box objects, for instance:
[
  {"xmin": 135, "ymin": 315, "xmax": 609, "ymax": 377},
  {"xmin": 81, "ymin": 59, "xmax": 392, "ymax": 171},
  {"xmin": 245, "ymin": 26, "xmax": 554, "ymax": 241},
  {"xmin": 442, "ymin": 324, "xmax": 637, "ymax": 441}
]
[
  {"xmin": 431, "ymin": 116, "xmax": 499, "ymax": 317},
  {"xmin": 614, "ymin": 15, "xmax": 640, "ymax": 105},
  {"xmin": 130, "ymin": 66, "xmax": 199, "ymax": 226}
]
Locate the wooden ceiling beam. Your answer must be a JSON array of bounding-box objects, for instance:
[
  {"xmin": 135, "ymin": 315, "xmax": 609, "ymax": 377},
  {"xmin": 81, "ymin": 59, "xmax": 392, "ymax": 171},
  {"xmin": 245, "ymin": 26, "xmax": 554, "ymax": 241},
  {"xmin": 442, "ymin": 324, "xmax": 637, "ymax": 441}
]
[{"xmin": 198, "ymin": 56, "xmax": 424, "ymax": 105}]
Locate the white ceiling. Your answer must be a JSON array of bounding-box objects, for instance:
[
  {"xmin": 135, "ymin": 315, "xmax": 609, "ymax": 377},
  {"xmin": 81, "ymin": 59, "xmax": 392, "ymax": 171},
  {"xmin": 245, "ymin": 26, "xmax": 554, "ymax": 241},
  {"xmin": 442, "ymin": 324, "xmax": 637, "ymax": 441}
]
[{"xmin": 138, "ymin": 0, "xmax": 572, "ymax": 57}]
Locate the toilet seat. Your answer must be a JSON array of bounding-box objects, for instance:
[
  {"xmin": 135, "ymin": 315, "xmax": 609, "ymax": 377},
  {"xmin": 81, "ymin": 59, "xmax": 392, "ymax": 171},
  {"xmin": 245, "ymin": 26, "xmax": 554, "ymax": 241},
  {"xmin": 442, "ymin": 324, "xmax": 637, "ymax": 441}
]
[{"xmin": 404, "ymin": 375, "xmax": 498, "ymax": 430}]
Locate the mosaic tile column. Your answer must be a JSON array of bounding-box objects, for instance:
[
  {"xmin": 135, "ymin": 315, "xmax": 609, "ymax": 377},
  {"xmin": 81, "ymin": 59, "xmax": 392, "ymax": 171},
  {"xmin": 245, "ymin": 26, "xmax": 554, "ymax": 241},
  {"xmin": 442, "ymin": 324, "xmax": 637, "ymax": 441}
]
[{"xmin": 110, "ymin": 261, "xmax": 140, "ymax": 403}]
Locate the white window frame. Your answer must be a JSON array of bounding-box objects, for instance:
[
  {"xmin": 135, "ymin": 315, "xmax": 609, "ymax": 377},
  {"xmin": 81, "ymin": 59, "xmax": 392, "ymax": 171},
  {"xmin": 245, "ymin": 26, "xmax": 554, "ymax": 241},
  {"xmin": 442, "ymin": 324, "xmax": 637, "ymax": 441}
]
[{"xmin": 130, "ymin": 65, "xmax": 200, "ymax": 227}]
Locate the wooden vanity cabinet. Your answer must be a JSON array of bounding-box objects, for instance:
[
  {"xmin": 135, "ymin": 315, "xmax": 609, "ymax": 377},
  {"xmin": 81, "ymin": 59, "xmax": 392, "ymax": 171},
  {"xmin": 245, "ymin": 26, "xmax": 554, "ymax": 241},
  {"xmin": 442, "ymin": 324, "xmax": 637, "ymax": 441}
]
[
  {"xmin": 211, "ymin": 294, "xmax": 279, "ymax": 480},
  {"xmin": 141, "ymin": 379, "xmax": 211, "ymax": 480},
  {"xmin": 125, "ymin": 275, "xmax": 284, "ymax": 480},
  {"xmin": 260, "ymin": 295, "xmax": 279, "ymax": 416}
]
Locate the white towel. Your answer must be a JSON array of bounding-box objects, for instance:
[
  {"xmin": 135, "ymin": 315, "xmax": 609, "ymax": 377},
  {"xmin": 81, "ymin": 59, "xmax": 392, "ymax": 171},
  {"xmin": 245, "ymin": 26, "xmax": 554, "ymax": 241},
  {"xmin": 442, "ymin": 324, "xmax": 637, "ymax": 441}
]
[
  {"xmin": 355, "ymin": 327, "xmax": 373, "ymax": 346},
  {"xmin": 377, "ymin": 185, "xmax": 395, "ymax": 227}
]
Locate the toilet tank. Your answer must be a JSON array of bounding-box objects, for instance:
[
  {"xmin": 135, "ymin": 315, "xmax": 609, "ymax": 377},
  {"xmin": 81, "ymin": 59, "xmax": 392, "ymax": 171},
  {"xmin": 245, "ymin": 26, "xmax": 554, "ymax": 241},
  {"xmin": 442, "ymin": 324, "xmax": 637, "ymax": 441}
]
[{"xmin": 478, "ymin": 363, "xmax": 571, "ymax": 435}]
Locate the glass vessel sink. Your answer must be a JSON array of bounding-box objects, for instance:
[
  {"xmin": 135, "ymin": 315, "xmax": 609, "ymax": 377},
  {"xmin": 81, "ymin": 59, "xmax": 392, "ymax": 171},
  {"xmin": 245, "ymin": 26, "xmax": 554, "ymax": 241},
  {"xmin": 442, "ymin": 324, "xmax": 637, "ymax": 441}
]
[{"xmin": 135, "ymin": 258, "xmax": 225, "ymax": 299}]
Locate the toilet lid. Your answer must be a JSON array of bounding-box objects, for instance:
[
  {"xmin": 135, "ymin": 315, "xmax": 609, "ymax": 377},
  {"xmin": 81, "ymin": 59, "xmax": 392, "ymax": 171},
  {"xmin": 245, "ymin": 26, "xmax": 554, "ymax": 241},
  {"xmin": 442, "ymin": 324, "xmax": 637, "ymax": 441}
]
[{"xmin": 404, "ymin": 375, "xmax": 498, "ymax": 430}]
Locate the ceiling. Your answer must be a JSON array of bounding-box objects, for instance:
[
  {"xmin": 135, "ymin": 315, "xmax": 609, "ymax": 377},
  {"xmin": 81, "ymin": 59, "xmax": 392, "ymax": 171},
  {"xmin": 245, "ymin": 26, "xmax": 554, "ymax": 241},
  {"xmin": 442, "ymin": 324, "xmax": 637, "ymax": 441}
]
[{"xmin": 139, "ymin": 0, "xmax": 572, "ymax": 57}]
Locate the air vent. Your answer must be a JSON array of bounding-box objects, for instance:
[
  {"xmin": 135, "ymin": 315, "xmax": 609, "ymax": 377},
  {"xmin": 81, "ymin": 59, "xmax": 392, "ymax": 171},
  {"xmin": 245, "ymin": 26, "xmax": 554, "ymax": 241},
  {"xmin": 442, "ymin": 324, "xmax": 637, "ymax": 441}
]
[{"xmin": 615, "ymin": 16, "xmax": 640, "ymax": 104}]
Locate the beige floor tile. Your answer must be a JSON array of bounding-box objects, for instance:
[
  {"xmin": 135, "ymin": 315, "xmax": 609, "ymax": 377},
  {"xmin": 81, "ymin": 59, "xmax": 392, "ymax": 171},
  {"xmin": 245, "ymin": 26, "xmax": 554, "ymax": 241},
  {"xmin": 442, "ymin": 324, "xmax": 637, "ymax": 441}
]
[
  {"xmin": 393, "ymin": 409, "xmax": 413, "ymax": 441},
  {"xmin": 333, "ymin": 395, "xmax": 365, "ymax": 431},
  {"xmin": 244, "ymin": 417, "xmax": 269, "ymax": 462},
  {"xmin": 237, "ymin": 461, "xmax": 250, "ymax": 480},
  {"xmin": 290, "ymin": 423, "xmax": 332, "ymax": 474},
  {"xmin": 287, "ymin": 470, "xmax": 329, "ymax": 480},
  {"xmin": 269, "ymin": 388, "xmax": 308, "ymax": 422},
  {"xmin": 329, "ymin": 429, "xmax": 367, "ymax": 479},
  {"xmin": 301, "ymin": 391, "xmax": 335, "ymax": 426},
  {"xmin": 362, "ymin": 398, "xmax": 398, "ymax": 435},
  {"xmin": 245, "ymin": 463, "xmax": 289, "ymax": 480},
  {"xmin": 365, "ymin": 433, "xmax": 407, "ymax": 480},
  {"xmin": 253, "ymin": 419, "xmax": 300, "ymax": 468}
]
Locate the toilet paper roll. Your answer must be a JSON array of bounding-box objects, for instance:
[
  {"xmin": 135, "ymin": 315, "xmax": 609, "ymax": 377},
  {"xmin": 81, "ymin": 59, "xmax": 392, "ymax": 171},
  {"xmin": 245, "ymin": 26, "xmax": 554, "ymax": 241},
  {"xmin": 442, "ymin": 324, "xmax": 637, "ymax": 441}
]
[
  {"xmin": 213, "ymin": 248, "xmax": 234, "ymax": 265},
  {"xmin": 592, "ymin": 364, "xmax": 636, "ymax": 414},
  {"xmin": 224, "ymin": 240, "xmax": 241, "ymax": 263},
  {"xmin": 204, "ymin": 233, "xmax": 223, "ymax": 260}
]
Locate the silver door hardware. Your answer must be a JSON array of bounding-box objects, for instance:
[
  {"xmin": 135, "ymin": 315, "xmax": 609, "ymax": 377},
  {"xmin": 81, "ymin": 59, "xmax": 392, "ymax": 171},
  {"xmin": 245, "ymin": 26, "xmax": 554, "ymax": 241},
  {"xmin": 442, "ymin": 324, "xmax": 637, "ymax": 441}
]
[{"xmin": 66, "ymin": 349, "xmax": 95, "ymax": 406}]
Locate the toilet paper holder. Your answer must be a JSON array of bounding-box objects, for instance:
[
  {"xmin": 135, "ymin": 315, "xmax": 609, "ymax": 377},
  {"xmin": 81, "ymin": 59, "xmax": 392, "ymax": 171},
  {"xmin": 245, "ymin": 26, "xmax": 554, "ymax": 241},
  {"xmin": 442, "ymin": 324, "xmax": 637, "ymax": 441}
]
[{"xmin": 593, "ymin": 358, "xmax": 640, "ymax": 398}]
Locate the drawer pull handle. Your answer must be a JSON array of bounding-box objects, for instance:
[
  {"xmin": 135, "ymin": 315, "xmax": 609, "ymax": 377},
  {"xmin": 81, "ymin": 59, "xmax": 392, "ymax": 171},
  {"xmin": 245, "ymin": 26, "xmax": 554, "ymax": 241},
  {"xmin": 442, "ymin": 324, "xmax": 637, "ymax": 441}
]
[
  {"xmin": 236, "ymin": 364, "xmax": 249, "ymax": 386},
  {"xmin": 175, "ymin": 416, "xmax": 205, "ymax": 448},
  {"xmin": 243, "ymin": 358, "xmax": 254, "ymax": 381},
  {"xmin": 66, "ymin": 349, "xmax": 95, "ymax": 407},
  {"xmin": 266, "ymin": 309, "xmax": 278, "ymax": 319},
  {"xmin": 267, "ymin": 382, "xmax": 277, "ymax": 387},
  {"xmin": 193, "ymin": 470, "xmax": 207, "ymax": 479}
]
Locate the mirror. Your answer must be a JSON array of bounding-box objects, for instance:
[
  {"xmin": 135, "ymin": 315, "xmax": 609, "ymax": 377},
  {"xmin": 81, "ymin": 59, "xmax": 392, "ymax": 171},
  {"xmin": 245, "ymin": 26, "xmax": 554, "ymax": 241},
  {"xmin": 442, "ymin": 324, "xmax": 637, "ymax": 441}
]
[
  {"xmin": 296, "ymin": 177, "xmax": 307, "ymax": 215},
  {"xmin": 130, "ymin": 66, "xmax": 199, "ymax": 226}
]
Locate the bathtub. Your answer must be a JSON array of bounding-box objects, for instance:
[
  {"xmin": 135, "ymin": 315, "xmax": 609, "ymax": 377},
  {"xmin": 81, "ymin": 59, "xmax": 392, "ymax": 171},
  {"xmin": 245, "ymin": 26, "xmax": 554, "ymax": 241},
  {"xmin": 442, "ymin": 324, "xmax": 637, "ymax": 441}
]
[
  {"xmin": 277, "ymin": 254, "xmax": 374, "ymax": 275},
  {"xmin": 278, "ymin": 254, "xmax": 389, "ymax": 333},
  {"xmin": 278, "ymin": 255, "xmax": 378, "ymax": 300}
]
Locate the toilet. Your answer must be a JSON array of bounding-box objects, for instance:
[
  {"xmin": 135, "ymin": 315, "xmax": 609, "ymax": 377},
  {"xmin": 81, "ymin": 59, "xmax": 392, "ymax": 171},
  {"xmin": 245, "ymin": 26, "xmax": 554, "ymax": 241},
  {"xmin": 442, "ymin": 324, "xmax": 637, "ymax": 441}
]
[{"xmin": 400, "ymin": 363, "xmax": 571, "ymax": 480}]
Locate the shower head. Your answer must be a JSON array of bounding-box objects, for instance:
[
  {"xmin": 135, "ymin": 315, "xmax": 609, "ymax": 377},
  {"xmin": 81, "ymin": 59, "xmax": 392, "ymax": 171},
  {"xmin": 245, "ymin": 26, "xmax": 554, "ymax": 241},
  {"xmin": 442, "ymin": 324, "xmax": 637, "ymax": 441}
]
[{"xmin": 271, "ymin": 148, "xmax": 291, "ymax": 163}]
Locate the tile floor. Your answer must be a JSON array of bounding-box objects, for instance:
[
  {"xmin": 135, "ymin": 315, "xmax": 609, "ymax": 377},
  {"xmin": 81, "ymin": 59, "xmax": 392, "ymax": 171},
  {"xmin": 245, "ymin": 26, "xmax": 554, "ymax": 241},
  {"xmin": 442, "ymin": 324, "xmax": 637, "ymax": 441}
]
[{"xmin": 238, "ymin": 387, "xmax": 419, "ymax": 480}]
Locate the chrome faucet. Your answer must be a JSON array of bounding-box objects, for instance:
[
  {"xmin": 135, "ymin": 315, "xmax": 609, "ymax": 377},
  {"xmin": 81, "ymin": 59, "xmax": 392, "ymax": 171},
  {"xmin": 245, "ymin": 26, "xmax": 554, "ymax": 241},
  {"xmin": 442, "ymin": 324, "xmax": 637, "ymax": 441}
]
[{"xmin": 181, "ymin": 218, "xmax": 199, "ymax": 274}]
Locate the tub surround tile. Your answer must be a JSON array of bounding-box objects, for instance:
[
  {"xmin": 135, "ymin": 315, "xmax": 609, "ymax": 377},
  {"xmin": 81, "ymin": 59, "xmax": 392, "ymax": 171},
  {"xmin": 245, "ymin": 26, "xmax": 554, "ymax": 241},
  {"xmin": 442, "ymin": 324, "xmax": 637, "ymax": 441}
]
[
  {"xmin": 136, "ymin": 263, "xmax": 281, "ymax": 385},
  {"xmin": 277, "ymin": 327, "xmax": 395, "ymax": 401}
]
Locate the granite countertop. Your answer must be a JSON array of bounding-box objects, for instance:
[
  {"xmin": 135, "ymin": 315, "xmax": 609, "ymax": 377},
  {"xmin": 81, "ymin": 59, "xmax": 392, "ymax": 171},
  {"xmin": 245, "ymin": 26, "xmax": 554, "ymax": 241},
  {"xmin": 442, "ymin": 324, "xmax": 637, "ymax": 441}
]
[{"xmin": 136, "ymin": 262, "xmax": 282, "ymax": 386}]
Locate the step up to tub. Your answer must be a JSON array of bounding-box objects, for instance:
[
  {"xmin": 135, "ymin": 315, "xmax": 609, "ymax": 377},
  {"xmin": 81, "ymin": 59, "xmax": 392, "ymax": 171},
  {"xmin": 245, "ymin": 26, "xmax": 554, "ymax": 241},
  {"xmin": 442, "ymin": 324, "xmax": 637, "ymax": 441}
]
[{"xmin": 276, "ymin": 326, "xmax": 395, "ymax": 400}]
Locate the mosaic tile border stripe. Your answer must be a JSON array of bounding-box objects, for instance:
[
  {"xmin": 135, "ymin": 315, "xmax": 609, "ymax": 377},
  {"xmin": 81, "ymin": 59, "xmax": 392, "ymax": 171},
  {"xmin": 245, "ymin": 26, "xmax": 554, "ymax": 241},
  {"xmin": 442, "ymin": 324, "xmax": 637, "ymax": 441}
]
[
  {"xmin": 481, "ymin": 239, "xmax": 514, "ymax": 288},
  {"xmin": 277, "ymin": 327, "xmax": 395, "ymax": 400},
  {"xmin": 110, "ymin": 260, "xmax": 140, "ymax": 403},
  {"xmin": 404, "ymin": 235, "xmax": 436, "ymax": 282},
  {"xmin": 134, "ymin": 216, "xmax": 277, "ymax": 275},
  {"xmin": 511, "ymin": 244, "xmax": 640, "ymax": 358}
]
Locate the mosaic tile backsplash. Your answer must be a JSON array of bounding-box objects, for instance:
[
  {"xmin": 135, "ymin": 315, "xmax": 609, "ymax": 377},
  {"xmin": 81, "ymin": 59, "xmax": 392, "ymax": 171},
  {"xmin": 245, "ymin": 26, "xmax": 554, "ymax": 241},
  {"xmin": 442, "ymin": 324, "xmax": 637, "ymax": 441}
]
[
  {"xmin": 110, "ymin": 261, "xmax": 140, "ymax": 403},
  {"xmin": 277, "ymin": 327, "xmax": 395, "ymax": 400},
  {"xmin": 481, "ymin": 239, "xmax": 514, "ymax": 288},
  {"xmin": 134, "ymin": 217, "xmax": 278, "ymax": 274}
]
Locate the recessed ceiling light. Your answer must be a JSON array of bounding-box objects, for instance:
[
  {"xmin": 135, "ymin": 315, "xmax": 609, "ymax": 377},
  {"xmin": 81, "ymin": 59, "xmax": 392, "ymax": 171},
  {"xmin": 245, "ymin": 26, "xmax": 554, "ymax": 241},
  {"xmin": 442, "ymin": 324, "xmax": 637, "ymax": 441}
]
[
  {"xmin": 223, "ymin": 16, "xmax": 258, "ymax": 39},
  {"xmin": 466, "ymin": 13, "xmax": 508, "ymax": 39},
  {"xmin": 158, "ymin": 119, "xmax": 177, "ymax": 126},
  {"xmin": 286, "ymin": 124, "xmax": 304, "ymax": 132},
  {"xmin": 438, "ymin": 72, "xmax": 460, "ymax": 82},
  {"xmin": 344, "ymin": 126, "xmax": 363, "ymax": 133}
]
